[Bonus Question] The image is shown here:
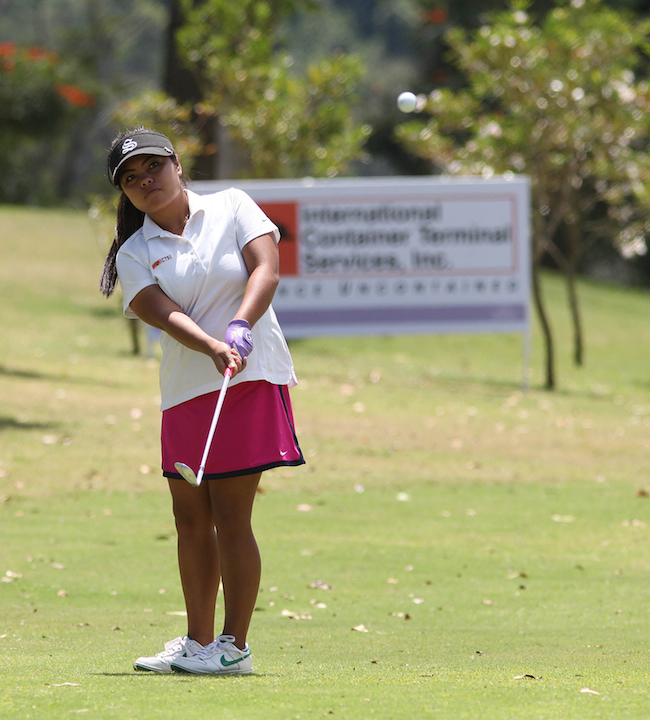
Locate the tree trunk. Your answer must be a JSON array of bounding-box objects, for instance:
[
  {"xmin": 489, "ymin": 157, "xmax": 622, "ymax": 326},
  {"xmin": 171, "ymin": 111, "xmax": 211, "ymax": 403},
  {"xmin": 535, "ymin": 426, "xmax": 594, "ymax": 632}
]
[
  {"xmin": 531, "ymin": 258, "xmax": 555, "ymax": 390},
  {"xmin": 163, "ymin": 0, "xmax": 219, "ymax": 180},
  {"xmin": 566, "ymin": 265, "xmax": 583, "ymax": 366},
  {"xmin": 565, "ymin": 223, "xmax": 584, "ymax": 367},
  {"xmin": 128, "ymin": 319, "xmax": 141, "ymax": 356}
]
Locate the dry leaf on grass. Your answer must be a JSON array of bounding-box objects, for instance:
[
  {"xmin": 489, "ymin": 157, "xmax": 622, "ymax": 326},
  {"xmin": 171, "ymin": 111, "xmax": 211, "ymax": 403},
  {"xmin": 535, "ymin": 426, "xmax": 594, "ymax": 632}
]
[
  {"xmin": 352, "ymin": 624, "xmax": 369, "ymax": 632},
  {"xmin": 580, "ymin": 687, "xmax": 600, "ymax": 695},
  {"xmin": 622, "ymin": 519, "xmax": 647, "ymax": 527},
  {"xmin": 552, "ymin": 514, "xmax": 575, "ymax": 523},
  {"xmin": 309, "ymin": 580, "xmax": 332, "ymax": 590},
  {"xmin": 2, "ymin": 571, "xmax": 21, "ymax": 583},
  {"xmin": 281, "ymin": 609, "xmax": 312, "ymax": 620},
  {"xmin": 514, "ymin": 674, "xmax": 537, "ymax": 680}
]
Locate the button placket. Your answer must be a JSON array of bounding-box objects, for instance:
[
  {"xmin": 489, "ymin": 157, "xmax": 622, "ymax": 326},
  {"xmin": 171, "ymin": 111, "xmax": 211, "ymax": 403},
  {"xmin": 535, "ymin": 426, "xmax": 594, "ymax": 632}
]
[{"xmin": 183, "ymin": 237, "xmax": 202, "ymax": 266}]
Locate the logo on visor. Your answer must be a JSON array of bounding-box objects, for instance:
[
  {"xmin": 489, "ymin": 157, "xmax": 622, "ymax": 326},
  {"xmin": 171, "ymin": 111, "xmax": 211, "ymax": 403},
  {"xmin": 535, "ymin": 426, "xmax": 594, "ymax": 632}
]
[{"xmin": 122, "ymin": 138, "xmax": 138, "ymax": 154}]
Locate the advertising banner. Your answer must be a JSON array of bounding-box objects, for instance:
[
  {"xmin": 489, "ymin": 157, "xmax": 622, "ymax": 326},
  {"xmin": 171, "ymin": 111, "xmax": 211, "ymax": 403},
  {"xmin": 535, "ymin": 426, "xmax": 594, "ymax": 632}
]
[{"xmin": 195, "ymin": 176, "xmax": 530, "ymax": 339}]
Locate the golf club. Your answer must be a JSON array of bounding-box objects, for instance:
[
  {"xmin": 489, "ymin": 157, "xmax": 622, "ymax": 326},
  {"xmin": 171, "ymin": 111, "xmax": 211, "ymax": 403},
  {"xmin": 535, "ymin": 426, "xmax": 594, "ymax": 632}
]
[{"xmin": 174, "ymin": 367, "xmax": 233, "ymax": 487}]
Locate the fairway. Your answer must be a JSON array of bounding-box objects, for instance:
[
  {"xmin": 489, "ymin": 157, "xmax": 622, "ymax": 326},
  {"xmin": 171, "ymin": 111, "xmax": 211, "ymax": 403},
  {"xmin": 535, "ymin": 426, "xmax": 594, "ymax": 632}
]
[{"xmin": 1, "ymin": 206, "xmax": 649, "ymax": 719}]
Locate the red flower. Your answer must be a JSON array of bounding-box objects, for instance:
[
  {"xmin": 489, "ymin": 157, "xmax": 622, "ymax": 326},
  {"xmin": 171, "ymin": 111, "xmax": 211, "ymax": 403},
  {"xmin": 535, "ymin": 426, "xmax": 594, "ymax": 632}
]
[
  {"xmin": 426, "ymin": 8, "xmax": 448, "ymax": 25},
  {"xmin": 55, "ymin": 83, "xmax": 96, "ymax": 107},
  {"xmin": 0, "ymin": 42, "xmax": 17, "ymax": 58},
  {"xmin": 27, "ymin": 47, "xmax": 57, "ymax": 64}
]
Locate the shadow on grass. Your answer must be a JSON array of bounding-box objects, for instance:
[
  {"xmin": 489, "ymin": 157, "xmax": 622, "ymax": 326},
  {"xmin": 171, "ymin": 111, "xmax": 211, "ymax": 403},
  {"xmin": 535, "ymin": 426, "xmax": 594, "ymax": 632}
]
[
  {"xmin": 432, "ymin": 371, "xmax": 622, "ymax": 401},
  {"xmin": 0, "ymin": 366, "xmax": 53, "ymax": 381},
  {"xmin": 87, "ymin": 305, "xmax": 122, "ymax": 319},
  {"xmin": 432, "ymin": 373, "xmax": 524, "ymax": 393},
  {"xmin": 94, "ymin": 673, "xmax": 261, "ymax": 679},
  {"xmin": 0, "ymin": 416, "xmax": 61, "ymax": 432},
  {"xmin": 93, "ymin": 674, "xmax": 157, "ymax": 678},
  {"xmin": 0, "ymin": 364, "xmax": 118, "ymax": 387}
]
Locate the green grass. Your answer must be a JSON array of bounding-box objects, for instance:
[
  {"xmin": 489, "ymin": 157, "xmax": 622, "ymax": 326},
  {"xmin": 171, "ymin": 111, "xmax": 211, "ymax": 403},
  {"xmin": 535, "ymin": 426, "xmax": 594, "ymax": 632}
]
[{"xmin": 1, "ymin": 205, "xmax": 649, "ymax": 718}]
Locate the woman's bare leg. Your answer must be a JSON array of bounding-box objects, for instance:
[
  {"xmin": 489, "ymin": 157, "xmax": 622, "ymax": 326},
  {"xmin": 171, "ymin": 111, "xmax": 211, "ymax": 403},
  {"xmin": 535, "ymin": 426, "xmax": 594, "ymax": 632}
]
[
  {"xmin": 168, "ymin": 477, "xmax": 220, "ymax": 647},
  {"xmin": 208, "ymin": 472, "xmax": 262, "ymax": 650}
]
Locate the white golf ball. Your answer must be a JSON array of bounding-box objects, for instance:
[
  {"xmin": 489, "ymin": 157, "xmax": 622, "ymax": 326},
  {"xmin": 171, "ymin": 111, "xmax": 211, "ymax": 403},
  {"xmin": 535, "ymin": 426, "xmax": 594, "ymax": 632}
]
[{"xmin": 397, "ymin": 91, "xmax": 417, "ymax": 113}]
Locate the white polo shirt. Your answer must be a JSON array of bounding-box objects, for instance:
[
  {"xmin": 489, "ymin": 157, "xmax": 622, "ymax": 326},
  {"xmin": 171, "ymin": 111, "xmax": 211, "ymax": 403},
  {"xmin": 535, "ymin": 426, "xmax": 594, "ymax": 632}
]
[{"xmin": 116, "ymin": 188, "xmax": 297, "ymax": 410}]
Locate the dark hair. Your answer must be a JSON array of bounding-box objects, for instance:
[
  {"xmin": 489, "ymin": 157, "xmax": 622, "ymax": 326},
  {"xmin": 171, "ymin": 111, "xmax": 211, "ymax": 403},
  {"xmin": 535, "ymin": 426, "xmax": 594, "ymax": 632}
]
[
  {"xmin": 99, "ymin": 128, "xmax": 182, "ymax": 297},
  {"xmin": 99, "ymin": 193, "xmax": 146, "ymax": 297}
]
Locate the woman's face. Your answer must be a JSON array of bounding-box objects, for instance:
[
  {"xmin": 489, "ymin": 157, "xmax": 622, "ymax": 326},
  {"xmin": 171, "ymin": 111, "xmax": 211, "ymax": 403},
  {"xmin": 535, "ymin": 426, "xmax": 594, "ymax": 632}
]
[{"xmin": 118, "ymin": 154, "xmax": 184, "ymax": 215}]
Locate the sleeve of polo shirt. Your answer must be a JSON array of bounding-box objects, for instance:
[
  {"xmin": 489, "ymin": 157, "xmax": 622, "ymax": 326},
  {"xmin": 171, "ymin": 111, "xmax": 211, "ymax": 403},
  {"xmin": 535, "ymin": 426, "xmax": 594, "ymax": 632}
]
[
  {"xmin": 115, "ymin": 245, "xmax": 157, "ymax": 319},
  {"xmin": 230, "ymin": 188, "xmax": 280, "ymax": 249}
]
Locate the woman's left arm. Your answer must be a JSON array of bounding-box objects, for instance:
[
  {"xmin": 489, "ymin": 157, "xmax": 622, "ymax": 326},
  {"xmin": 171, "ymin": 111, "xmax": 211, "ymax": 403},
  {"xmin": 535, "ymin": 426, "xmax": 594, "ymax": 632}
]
[{"xmin": 233, "ymin": 233, "xmax": 281, "ymax": 327}]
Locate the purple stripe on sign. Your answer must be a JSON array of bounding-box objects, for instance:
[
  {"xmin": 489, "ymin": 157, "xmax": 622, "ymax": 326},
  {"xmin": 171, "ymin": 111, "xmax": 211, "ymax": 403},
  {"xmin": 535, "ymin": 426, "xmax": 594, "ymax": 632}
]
[{"xmin": 276, "ymin": 304, "xmax": 527, "ymax": 326}]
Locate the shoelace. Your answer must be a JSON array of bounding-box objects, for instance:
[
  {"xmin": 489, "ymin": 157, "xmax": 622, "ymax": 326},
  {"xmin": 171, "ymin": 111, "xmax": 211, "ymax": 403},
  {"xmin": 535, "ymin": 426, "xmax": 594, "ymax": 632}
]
[
  {"xmin": 193, "ymin": 635, "xmax": 244, "ymax": 660},
  {"xmin": 193, "ymin": 639, "xmax": 222, "ymax": 659},
  {"xmin": 158, "ymin": 637, "xmax": 184, "ymax": 657}
]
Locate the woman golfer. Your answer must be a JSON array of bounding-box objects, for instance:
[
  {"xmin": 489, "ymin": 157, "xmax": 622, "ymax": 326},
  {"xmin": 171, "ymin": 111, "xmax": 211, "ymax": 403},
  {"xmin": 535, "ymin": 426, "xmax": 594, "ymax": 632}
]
[{"xmin": 100, "ymin": 128, "xmax": 304, "ymax": 675}]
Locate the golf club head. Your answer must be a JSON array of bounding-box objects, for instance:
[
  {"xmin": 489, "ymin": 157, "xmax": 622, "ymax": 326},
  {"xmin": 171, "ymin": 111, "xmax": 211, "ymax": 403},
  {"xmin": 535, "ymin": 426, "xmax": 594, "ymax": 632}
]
[{"xmin": 174, "ymin": 462, "xmax": 200, "ymax": 487}]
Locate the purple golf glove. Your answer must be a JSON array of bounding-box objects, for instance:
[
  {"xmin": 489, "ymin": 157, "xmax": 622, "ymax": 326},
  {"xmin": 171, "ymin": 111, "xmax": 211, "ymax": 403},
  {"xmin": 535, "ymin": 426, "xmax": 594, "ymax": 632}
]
[{"xmin": 225, "ymin": 318, "xmax": 254, "ymax": 359}]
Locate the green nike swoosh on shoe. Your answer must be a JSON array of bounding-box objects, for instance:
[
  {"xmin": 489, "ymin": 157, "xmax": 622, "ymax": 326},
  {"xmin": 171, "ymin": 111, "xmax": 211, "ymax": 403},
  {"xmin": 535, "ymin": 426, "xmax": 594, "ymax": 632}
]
[{"xmin": 221, "ymin": 651, "xmax": 251, "ymax": 667}]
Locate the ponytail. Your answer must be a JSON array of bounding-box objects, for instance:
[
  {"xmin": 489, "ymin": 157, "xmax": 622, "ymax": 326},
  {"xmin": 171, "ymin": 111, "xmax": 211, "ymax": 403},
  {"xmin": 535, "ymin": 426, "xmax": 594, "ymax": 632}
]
[{"xmin": 99, "ymin": 193, "xmax": 145, "ymax": 297}]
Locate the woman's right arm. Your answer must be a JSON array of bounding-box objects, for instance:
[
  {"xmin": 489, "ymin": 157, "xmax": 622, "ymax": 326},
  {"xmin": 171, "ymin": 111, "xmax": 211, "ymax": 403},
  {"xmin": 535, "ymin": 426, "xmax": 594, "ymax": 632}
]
[{"xmin": 129, "ymin": 284, "xmax": 243, "ymax": 376}]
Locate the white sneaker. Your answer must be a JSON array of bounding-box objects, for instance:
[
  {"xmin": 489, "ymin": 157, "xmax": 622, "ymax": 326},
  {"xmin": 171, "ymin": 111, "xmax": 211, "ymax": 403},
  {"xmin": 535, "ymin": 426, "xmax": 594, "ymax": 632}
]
[
  {"xmin": 134, "ymin": 635, "xmax": 204, "ymax": 673},
  {"xmin": 170, "ymin": 634, "xmax": 253, "ymax": 675}
]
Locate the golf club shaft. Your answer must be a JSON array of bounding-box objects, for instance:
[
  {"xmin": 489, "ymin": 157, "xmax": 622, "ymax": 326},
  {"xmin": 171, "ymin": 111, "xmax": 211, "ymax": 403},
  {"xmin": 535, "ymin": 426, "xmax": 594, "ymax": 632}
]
[{"xmin": 196, "ymin": 367, "xmax": 233, "ymax": 485}]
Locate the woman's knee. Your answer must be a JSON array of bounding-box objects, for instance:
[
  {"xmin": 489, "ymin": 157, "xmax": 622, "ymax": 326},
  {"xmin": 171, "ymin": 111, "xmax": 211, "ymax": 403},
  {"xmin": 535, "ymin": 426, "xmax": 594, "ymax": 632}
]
[
  {"xmin": 169, "ymin": 484, "xmax": 214, "ymax": 537},
  {"xmin": 209, "ymin": 474, "xmax": 260, "ymax": 537},
  {"xmin": 214, "ymin": 516, "xmax": 255, "ymax": 544},
  {"xmin": 173, "ymin": 508, "xmax": 214, "ymax": 539}
]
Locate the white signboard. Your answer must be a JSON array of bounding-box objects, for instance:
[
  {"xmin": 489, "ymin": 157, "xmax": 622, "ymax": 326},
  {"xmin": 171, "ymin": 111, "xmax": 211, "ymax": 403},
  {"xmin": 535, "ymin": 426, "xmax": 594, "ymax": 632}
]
[{"xmin": 195, "ymin": 176, "xmax": 530, "ymax": 339}]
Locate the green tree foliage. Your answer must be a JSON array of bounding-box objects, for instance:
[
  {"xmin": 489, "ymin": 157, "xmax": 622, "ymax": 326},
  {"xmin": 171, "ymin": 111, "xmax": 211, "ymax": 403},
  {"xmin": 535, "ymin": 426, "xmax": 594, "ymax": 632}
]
[
  {"xmin": 282, "ymin": 0, "xmax": 425, "ymax": 175},
  {"xmin": 396, "ymin": 0, "xmax": 650, "ymax": 389},
  {"xmin": 0, "ymin": 0, "xmax": 170, "ymax": 203},
  {"xmin": 112, "ymin": 90, "xmax": 203, "ymax": 173},
  {"xmin": 0, "ymin": 42, "xmax": 95, "ymax": 203},
  {"xmin": 0, "ymin": 0, "xmax": 169, "ymax": 90},
  {"xmin": 167, "ymin": 0, "xmax": 371, "ymax": 179},
  {"xmin": 220, "ymin": 54, "xmax": 370, "ymax": 178}
]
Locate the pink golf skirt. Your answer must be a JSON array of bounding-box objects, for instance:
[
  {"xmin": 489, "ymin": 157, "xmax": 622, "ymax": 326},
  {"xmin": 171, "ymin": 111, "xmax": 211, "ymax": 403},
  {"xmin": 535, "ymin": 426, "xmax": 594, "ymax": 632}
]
[{"xmin": 161, "ymin": 381, "xmax": 304, "ymax": 480}]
